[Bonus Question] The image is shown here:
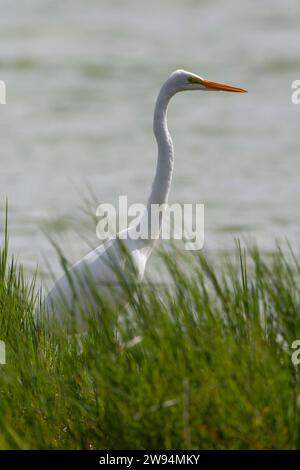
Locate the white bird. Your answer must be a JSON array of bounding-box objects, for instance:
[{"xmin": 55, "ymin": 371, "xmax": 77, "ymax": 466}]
[{"xmin": 44, "ymin": 69, "xmax": 246, "ymax": 325}]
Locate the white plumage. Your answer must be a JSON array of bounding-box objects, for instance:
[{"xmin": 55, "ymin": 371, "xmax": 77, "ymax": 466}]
[{"xmin": 44, "ymin": 69, "xmax": 246, "ymax": 324}]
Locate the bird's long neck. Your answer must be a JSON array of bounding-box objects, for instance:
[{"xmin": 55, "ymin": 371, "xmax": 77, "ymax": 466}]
[
  {"xmin": 131, "ymin": 83, "xmax": 175, "ymax": 250},
  {"xmin": 129, "ymin": 82, "xmax": 175, "ymax": 252},
  {"xmin": 148, "ymin": 83, "xmax": 174, "ymax": 208}
]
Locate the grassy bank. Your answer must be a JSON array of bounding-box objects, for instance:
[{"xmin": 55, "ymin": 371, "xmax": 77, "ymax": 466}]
[{"xmin": 0, "ymin": 219, "xmax": 300, "ymax": 449}]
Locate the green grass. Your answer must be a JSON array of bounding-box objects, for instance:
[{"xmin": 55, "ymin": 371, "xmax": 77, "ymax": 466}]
[{"xmin": 0, "ymin": 213, "xmax": 300, "ymax": 449}]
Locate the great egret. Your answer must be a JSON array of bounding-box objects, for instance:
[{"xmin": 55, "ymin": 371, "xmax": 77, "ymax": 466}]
[{"xmin": 44, "ymin": 69, "xmax": 246, "ymax": 324}]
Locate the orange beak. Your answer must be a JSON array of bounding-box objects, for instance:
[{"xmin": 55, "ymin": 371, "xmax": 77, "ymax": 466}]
[{"xmin": 190, "ymin": 76, "xmax": 247, "ymax": 93}]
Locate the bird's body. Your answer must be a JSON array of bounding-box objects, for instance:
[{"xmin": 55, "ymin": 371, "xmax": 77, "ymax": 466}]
[
  {"xmin": 44, "ymin": 234, "xmax": 146, "ymax": 322},
  {"xmin": 44, "ymin": 69, "xmax": 246, "ymax": 324}
]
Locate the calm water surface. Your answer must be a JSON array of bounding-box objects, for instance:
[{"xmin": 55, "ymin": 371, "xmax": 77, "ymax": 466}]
[{"xmin": 0, "ymin": 0, "xmax": 300, "ymax": 279}]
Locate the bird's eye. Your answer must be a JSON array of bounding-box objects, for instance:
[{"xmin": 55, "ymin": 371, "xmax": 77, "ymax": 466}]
[{"xmin": 188, "ymin": 76, "xmax": 204, "ymax": 85}]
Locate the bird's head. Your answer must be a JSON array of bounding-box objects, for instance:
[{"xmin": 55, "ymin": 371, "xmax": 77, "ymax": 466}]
[{"xmin": 166, "ymin": 69, "xmax": 247, "ymax": 94}]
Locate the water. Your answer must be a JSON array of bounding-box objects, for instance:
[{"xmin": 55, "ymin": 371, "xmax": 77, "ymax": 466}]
[{"xmin": 0, "ymin": 0, "xmax": 300, "ymax": 279}]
